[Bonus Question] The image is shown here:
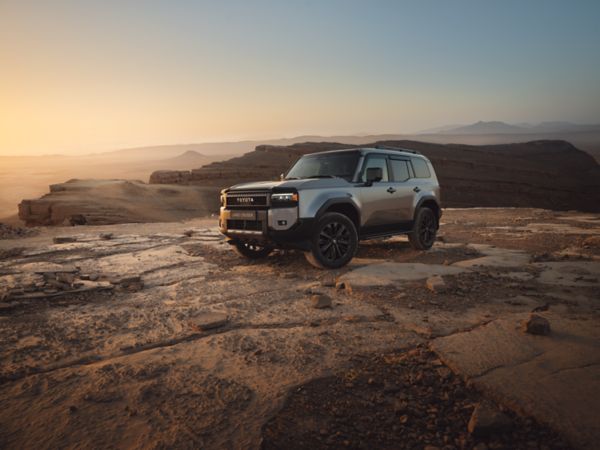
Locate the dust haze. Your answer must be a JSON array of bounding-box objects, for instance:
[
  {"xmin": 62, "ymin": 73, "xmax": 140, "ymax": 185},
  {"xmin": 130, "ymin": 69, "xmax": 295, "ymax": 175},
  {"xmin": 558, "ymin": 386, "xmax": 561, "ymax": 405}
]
[{"xmin": 0, "ymin": 148, "xmax": 224, "ymax": 222}]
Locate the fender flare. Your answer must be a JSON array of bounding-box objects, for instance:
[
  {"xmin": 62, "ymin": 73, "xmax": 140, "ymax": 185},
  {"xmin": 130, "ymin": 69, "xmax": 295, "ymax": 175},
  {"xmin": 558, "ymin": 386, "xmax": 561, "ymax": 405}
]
[
  {"xmin": 414, "ymin": 196, "xmax": 441, "ymax": 222},
  {"xmin": 315, "ymin": 198, "xmax": 361, "ymax": 226}
]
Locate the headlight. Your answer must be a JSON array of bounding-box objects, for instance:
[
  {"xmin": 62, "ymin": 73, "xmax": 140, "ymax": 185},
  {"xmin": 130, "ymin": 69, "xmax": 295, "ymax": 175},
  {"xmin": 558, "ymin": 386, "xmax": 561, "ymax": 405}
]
[{"xmin": 271, "ymin": 192, "xmax": 299, "ymax": 206}]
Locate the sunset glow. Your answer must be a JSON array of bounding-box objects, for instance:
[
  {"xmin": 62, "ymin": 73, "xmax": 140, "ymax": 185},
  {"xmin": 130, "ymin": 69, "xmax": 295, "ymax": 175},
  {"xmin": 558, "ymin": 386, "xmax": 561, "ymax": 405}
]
[{"xmin": 1, "ymin": 0, "xmax": 599, "ymax": 155}]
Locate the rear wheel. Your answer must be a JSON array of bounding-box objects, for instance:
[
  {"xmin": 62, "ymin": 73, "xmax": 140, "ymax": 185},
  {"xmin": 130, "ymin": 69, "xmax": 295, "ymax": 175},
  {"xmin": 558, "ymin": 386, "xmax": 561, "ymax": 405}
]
[
  {"xmin": 305, "ymin": 212, "xmax": 358, "ymax": 269},
  {"xmin": 233, "ymin": 241, "xmax": 273, "ymax": 259},
  {"xmin": 408, "ymin": 207, "xmax": 437, "ymax": 250}
]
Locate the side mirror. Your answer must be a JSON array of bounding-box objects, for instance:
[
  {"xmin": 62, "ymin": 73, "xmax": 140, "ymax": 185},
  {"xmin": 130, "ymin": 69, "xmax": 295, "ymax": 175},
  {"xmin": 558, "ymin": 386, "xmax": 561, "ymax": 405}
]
[
  {"xmin": 366, "ymin": 167, "xmax": 383, "ymax": 185},
  {"xmin": 280, "ymin": 173, "xmax": 285, "ymax": 181}
]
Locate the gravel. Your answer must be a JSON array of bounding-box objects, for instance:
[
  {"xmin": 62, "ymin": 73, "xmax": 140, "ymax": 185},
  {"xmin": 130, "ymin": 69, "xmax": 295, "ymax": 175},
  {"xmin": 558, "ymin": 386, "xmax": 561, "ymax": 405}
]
[{"xmin": 262, "ymin": 347, "xmax": 570, "ymax": 450}]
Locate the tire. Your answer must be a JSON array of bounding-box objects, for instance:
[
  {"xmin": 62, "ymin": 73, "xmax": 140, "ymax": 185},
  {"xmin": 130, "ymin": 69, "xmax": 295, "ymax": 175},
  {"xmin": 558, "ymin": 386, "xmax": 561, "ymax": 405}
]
[
  {"xmin": 305, "ymin": 212, "xmax": 358, "ymax": 269},
  {"xmin": 408, "ymin": 207, "xmax": 437, "ymax": 250},
  {"xmin": 233, "ymin": 241, "xmax": 273, "ymax": 259}
]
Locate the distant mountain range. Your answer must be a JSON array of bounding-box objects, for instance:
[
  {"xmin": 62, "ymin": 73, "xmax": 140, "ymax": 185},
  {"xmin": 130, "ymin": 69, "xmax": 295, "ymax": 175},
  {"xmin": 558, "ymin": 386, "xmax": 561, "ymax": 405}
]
[
  {"xmin": 21, "ymin": 121, "xmax": 599, "ymax": 162},
  {"xmin": 159, "ymin": 150, "xmax": 209, "ymax": 167},
  {"xmin": 423, "ymin": 121, "xmax": 600, "ymax": 135}
]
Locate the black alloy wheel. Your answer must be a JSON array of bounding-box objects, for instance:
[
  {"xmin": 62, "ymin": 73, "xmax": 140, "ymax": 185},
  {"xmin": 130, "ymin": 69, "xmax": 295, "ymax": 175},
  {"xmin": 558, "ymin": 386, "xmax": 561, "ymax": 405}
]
[
  {"xmin": 408, "ymin": 207, "xmax": 437, "ymax": 250},
  {"xmin": 320, "ymin": 221, "xmax": 351, "ymax": 261},
  {"xmin": 305, "ymin": 212, "xmax": 358, "ymax": 269}
]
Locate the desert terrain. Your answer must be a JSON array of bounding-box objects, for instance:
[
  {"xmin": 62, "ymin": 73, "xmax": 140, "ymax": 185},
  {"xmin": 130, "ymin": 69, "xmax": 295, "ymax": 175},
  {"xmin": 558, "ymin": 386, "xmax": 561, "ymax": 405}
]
[
  {"xmin": 0, "ymin": 148, "xmax": 227, "ymax": 223},
  {"xmin": 1, "ymin": 208, "xmax": 598, "ymax": 449}
]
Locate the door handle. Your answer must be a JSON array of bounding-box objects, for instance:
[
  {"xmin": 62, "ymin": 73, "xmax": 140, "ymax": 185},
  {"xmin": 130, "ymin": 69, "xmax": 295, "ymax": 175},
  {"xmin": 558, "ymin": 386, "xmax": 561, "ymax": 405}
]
[
  {"xmin": 413, "ymin": 186, "xmax": 421, "ymax": 193},
  {"xmin": 387, "ymin": 187, "xmax": 396, "ymax": 194}
]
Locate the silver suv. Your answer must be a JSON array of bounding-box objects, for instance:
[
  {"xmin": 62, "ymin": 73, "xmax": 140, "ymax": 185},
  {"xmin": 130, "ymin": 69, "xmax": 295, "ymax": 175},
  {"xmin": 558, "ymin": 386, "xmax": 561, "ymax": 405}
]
[{"xmin": 219, "ymin": 146, "xmax": 441, "ymax": 269}]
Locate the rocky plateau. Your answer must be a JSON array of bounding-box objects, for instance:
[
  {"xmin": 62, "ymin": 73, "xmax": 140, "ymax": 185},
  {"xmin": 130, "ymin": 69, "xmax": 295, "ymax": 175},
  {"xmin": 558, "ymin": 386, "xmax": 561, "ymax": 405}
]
[{"xmin": 1, "ymin": 208, "xmax": 599, "ymax": 449}]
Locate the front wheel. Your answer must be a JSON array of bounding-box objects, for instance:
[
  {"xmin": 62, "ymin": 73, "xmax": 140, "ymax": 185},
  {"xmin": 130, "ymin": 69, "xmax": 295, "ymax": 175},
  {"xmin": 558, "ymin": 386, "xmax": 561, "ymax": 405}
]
[
  {"xmin": 305, "ymin": 212, "xmax": 358, "ymax": 269},
  {"xmin": 233, "ymin": 241, "xmax": 273, "ymax": 259},
  {"xmin": 408, "ymin": 207, "xmax": 437, "ymax": 250}
]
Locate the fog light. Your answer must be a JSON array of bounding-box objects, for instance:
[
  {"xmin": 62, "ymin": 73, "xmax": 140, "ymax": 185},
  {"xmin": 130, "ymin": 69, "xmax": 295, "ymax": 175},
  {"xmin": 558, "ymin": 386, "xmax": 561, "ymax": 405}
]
[{"xmin": 278, "ymin": 220, "xmax": 287, "ymax": 226}]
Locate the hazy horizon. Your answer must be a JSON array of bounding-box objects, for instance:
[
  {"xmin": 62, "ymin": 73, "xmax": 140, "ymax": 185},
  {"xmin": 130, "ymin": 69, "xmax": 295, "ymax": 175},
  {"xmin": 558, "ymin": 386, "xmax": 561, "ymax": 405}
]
[
  {"xmin": 0, "ymin": 122, "xmax": 599, "ymax": 157},
  {"xmin": 1, "ymin": 0, "xmax": 600, "ymax": 156}
]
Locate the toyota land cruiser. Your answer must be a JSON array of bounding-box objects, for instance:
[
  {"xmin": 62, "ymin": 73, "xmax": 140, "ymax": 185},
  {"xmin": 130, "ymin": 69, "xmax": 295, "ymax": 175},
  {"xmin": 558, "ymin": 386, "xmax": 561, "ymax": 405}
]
[{"xmin": 219, "ymin": 146, "xmax": 441, "ymax": 269}]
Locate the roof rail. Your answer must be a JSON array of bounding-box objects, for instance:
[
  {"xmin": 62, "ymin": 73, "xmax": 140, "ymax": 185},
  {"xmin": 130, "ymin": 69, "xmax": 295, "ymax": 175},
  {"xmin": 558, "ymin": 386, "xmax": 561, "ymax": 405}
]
[{"xmin": 374, "ymin": 144, "xmax": 421, "ymax": 155}]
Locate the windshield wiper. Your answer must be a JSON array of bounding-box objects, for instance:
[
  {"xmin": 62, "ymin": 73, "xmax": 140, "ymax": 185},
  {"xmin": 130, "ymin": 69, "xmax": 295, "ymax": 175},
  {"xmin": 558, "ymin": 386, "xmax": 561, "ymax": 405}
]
[{"xmin": 306, "ymin": 175, "xmax": 338, "ymax": 179}]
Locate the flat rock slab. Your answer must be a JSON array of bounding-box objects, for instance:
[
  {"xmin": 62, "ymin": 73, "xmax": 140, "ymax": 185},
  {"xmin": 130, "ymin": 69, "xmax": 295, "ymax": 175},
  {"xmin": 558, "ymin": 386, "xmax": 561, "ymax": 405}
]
[
  {"xmin": 533, "ymin": 261, "xmax": 600, "ymax": 287},
  {"xmin": 453, "ymin": 244, "xmax": 530, "ymax": 269},
  {"xmin": 524, "ymin": 223, "xmax": 599, "ymax": 235},
  {"xmin": 431, "ymin": 313, "xmax": 600, "ymax": 449},
  {"xmin": 556, "ymin": 214, "xmax": 600, "ymax": 224},
  {"xmin": 491, "ymin": 271, "xmax": 534, "ymax": 281},
  {"xmin": 16, "ymin": 262, "xmax": 78, "ymax": 274},
  {"xmin": 338, "ymin": 262, "xmax": 466, "ymax": 287},
  {"xmin": 142, "ymin": 260, "xmax": 214, "ymax": 288},
  {"xmin": 77, "ymin": 245, "xmax": 197, "ymax": 278}
]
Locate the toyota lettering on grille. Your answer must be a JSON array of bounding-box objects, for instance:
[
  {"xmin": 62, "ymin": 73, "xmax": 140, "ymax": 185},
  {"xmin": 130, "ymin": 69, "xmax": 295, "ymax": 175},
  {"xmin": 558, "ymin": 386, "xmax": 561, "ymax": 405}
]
[{"xmin": 237, "ymin": 197, "xmax": 254, "ymax": 203}]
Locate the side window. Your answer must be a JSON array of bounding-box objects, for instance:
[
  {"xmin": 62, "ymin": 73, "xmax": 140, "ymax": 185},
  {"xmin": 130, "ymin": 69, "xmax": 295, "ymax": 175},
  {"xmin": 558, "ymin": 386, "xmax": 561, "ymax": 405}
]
[
  {"xmin": 411, "ymin": 157, "xmax": 431, "ymax": 178},
  {"xmin": 390, "ymin": 159, "xmax": 410, "ymax": 182},
  {"xmin": 360, "ymin": 156, "xmax": 389, "ymax": 182}
]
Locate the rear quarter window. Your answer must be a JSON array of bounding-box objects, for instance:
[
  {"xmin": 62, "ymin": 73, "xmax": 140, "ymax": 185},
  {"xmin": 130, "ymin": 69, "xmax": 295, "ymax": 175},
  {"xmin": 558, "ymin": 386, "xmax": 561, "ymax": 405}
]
[
  {"xmin": 411, "ymin": 157, "xmax": 431, "ymax": 178},
  {"xmin": 390, "ymin": 159, "xmax": 411, "ymax": 182}
]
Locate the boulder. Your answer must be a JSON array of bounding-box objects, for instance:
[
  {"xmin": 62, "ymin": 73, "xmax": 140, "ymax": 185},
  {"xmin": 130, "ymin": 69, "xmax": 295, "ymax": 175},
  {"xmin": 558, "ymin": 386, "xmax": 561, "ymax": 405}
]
[
  {"xmin": 426, "ymin": 275, "xmax": 447, "ymax": 293},
  {"xmin": 110, "ymin": 275, "xmax": 143, "ymax": 292},
  {"xmin": 311, "ymin": 293, "xmax": 332, "ymax": 309},
  {"xmin": 336, "ymin": 280, "xmax": 353, "ymax": 293},
  {"xmin": 467, "ymin": 402, "xmax": 512, "ymax": 437},
  {"xmin": 523, "ymin": 314, "xmax": 551, "ymax": 335},
  {"xmin": 190, "ymin": 312, "xmax": 229, "ymax": 331}
]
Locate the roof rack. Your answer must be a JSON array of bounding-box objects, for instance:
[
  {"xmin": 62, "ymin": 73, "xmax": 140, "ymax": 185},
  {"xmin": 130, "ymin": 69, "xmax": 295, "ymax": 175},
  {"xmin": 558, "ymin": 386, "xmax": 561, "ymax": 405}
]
[{"xmin": 374, "ymin": 144, "xmax": 421, "ymax": 155}]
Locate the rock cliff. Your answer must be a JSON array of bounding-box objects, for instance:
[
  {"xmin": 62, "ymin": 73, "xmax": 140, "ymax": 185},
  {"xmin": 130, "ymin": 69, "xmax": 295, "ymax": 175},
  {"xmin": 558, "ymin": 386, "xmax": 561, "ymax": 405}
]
[{"xmin": 150, "ymin": 140, "xmax": 600, "ymax": 212}]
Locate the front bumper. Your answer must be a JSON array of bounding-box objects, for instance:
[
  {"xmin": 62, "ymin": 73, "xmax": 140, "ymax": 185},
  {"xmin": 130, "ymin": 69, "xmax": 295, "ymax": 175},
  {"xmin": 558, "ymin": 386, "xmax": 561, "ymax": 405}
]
[{"xmin": 219, "ymin": 207, "xmax": 315, "ymax": 250}]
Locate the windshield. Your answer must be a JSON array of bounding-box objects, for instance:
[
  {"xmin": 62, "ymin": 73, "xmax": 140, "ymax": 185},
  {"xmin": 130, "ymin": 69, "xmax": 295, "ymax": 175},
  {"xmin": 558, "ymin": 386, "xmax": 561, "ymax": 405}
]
[{"xmin": 285, "ymin": 152, "xmax": 360, "ymax": 181}]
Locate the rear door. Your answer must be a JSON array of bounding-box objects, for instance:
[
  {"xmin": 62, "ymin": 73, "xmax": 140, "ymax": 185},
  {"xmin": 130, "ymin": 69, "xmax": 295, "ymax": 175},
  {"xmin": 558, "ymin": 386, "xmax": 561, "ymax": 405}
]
[{"xmin": 388, "ymin": 157, "xmax": 417, "ymax": 228}]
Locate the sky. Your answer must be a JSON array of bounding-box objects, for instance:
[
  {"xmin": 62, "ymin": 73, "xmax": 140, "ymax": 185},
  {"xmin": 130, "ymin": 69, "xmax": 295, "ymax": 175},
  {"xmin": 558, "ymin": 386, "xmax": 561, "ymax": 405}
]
[{"xmin": 1, "ymin": 0, "xmax": 599, "ymax": 156}]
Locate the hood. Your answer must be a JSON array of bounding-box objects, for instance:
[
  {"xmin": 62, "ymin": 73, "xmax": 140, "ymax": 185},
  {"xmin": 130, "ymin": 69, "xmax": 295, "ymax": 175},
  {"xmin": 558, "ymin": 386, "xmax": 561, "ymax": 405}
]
[{"xmin": 225, "ymin": 178, "xmax": 351, "ymax": 192}]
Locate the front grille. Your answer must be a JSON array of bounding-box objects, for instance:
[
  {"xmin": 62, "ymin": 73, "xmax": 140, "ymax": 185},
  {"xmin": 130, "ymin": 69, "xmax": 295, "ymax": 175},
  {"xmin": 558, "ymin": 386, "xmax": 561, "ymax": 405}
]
[
  {"xmin": 226, "ymin": 192, "xmax": 269, "ymax": 208},
  {"xmin": 227, "ymin": 219, "xmax": 263, "ymax": 231}
]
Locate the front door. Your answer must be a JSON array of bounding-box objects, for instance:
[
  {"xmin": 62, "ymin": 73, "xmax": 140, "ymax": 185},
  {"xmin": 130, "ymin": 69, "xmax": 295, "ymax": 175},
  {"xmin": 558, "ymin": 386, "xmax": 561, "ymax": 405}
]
[{"xmin": 357, "ymin": 154, "xmax": 399, "ymax": 233}]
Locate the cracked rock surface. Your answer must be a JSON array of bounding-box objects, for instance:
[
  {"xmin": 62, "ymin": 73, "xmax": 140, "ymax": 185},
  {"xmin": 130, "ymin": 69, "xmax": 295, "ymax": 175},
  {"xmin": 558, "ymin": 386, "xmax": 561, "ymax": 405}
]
[{"xmin": 0, "ymin": 208, "xmax": 598, "ymax": 449}]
